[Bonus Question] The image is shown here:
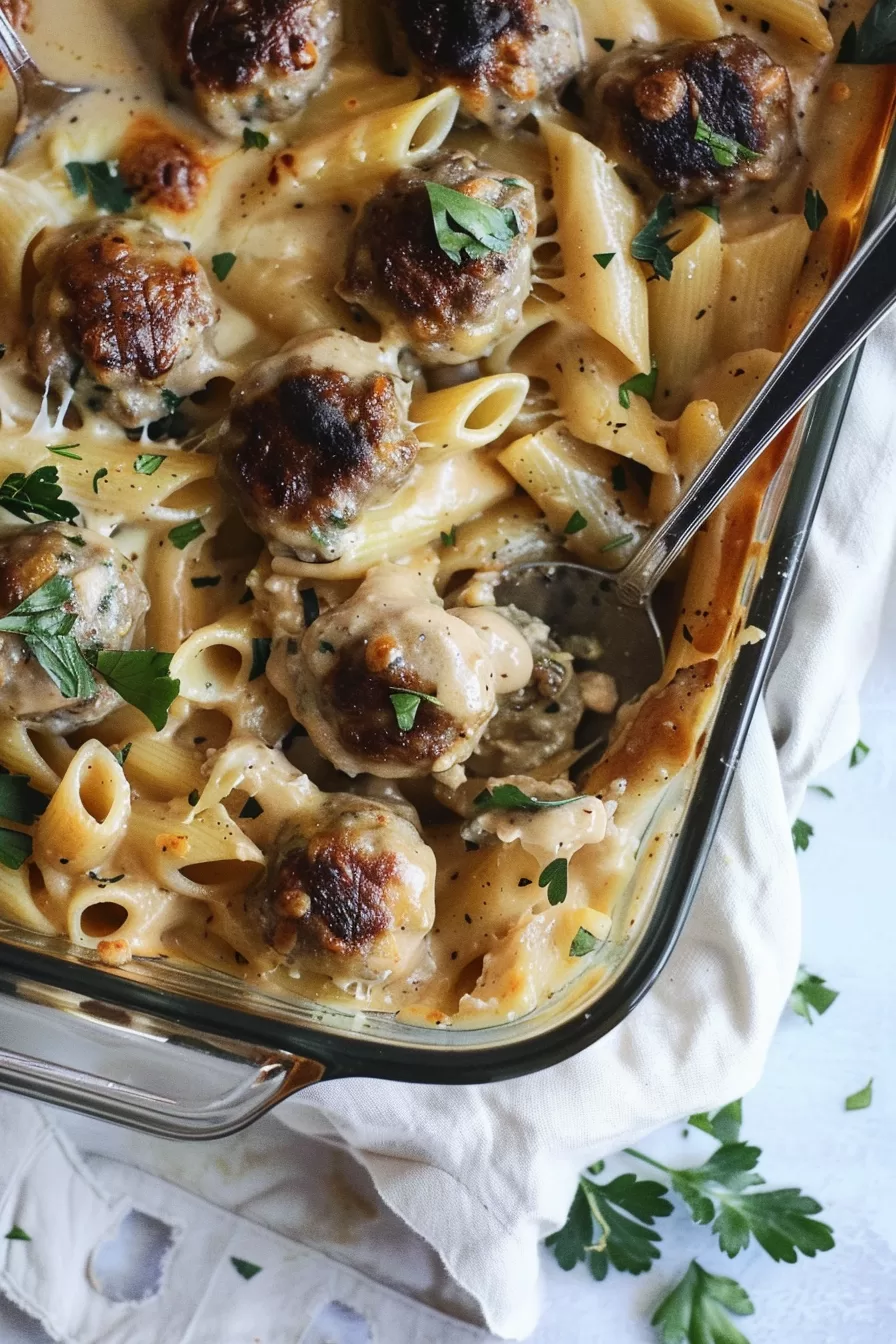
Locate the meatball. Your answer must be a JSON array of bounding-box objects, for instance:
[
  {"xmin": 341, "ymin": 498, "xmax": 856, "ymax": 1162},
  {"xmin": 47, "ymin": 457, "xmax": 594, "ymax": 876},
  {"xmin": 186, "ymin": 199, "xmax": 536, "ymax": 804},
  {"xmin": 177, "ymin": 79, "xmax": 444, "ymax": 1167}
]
[
  {"xmin": 266, "ymin": 564, "xmax": 499, "ymax": 778},
  {"xmin": 258, "ymin": 796, "xmax": 436, "ymax": 984},
  {"xmin": 339, "ymin": 151, "xmax": 536, "ymax": 366},
  {"xmin": 0, "ymin": 525, "xmax": 149, "ymax": 733},
  {"xmin": 214, "ymin": 332, "xmax": 419, "ymax": 562},
  {"xmin": 386, "ymin": 0, "xmax": 584, "ymax": 136},
  {"xmin": 30, "ymin": 218, "xmax": 219, "ymax": 429},
  {"xmin": 584, "ymin": 36, "xmax": 795, "ymax": 204},
  {"xmin": 119, "ymin": 122, "xmax": 209, "ymax": 214},
  {"xmin": 466, "ymin": 605, "xmax": 583, "ymax": 777},
  {"xmin": 165, "ymin": 0, "xmax": 341, "ymax": 138}
]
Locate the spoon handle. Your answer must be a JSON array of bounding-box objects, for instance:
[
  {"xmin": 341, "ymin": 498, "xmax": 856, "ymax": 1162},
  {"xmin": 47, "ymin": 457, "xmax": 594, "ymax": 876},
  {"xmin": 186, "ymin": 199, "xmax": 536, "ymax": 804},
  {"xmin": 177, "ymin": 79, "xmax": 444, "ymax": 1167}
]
[
  {"xmin": 616, "ymin": 199, "xmax": 896, "ymax": 607},
  {"xmin": 0, "ymin": 12, "xmax": 33, "ymax": 79}
]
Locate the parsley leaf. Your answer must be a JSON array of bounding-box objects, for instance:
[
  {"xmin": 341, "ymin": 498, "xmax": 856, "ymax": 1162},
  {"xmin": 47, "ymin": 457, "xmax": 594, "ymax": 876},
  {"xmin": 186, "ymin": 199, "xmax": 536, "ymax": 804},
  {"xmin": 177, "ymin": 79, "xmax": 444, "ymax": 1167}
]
[
  {"xmin": 790, "ymin": 967, "xmax": 838, "ymax": 1023},
  {"xmin": 424, "ymin": 181, "xmax": 520, "ymax": 266},
  {"xmin": 0, "ymin": 466, "xmax": 78, "ymax": 524},
  {"xmin": 688, "ymin": 1100, "xmax": 742, "ymax": 1145},
  {"xmin": 791, "ymin": 818, "xmax": 813, "ymax": 852},
  {"xmin": 593, "ymin": 252, "xmax": 615, "ymax": 269},
  {"xmin": 188, "ymin": 788, "xmax": 200, "ymax": 806},
  {"xmin": 563, "ymin": 510, "xmax": 587, "ymax": 535},
  {"xmin": 600, "ymin": 532, "xmax": 635, "ymax": 553},
  {"xmin": 473, "ymin": 784, "xmax": 578, "ymax": 812},
  {"xmin": 695, "ymin": 202, "xmax": 721, "ymax": 223},
  {"xmin": 546, "ymin": 1160, "xmax": 673, "ymax": 1280},
  {"xmin": 0, "ymin": 775, "xmax": 48, "ymax": 825},
  {"xmin": 65, "ymin": 160, "xmax": 134, "ymax": 212},
  {"xmin": 808, "ymin": 783, "xmax": 835, "ymax": 799},
  {"xmin": 0, "ymin": 828, "xmax": 32, "ymax": 870},
  {"xmin": 694, "ymin": 117, "xmax": 761, "ymax": 168},
  {"xmin": 0, "ymin": 576, "xmax": 94, "ymax": 700},
  {"xmin": 631, "ymin": 195, "xmax": 679, "ymax": 280},
  {"xmin": 804, "ymin": 188, "xmax": 828, "ymax": 231},
  {"xmin": 441, "ymin": 525, "xmax": 457, "ymax": 547},
  {"xmin": 389, "ymin": 688, "xmax": 441, "ymax": 732},
  {"xmin": 168, "ymin": 518, "xmax": 205, "ymax": 550},
  {"xmin": 230, "ymin": 1256, "xmax": 262, "ymax": 1279},
  {"xmin": 626, "ymin": 1144, "xmax": 834, "ymax": 1263},
  {"xmin": 249, "ymin": 637, "xmax": 271, "ymax": 681},
  {"xmin": 652, "ymin": 1261, "xmax": 754, "ymax": 1344},
  {"xmin": 92, "ymin": 467, "xmax": 108, "ymax": 494},
  {"xmin": 89, "ymin": 649, "xmax": 179, "ymax": 730},
  {"xmin": 845, "ymin": 1078, "xmax": 873, "ymax": 1110},
  {"xmin": 538, "ymin": 856, "xmax": 568, "ymax": 905},
  {"xmin": 242, "ymin": 128, "xmax": 269, "ymax": 150},
  {"xmin": 619, "ymin": 357, "xmax": 658, "ymax": 409},
  {"xmin": 212, "ymin": 252, "xmax": 237, "ymax": 281},
  {"xmin": 838, "ymin": 3, "xmax": 896, "ymax": 63},
  {"xmin": 134, "ymin": 453, "xmax": 165, "ymax": 475},
  {"xmin": 113, "ymin": 743, "xmax": 132, "ymax": 767},
  {"xmin": 47, "ymin": 444, "xmax": 81, "ymax": 460},
  {"xmin": 850, "ymin": 738, "xmax": 870, "ymax": 767},
  {"xmin": 4, "ymin": 1226, "xmax": 31, "ymax": 1242},
  {"xmin": 596, "ymin": 37, "xmax": 615, "ymax": 51},
  {"xmin": 570, "ymin": 927, "xmax": 598, "ymax": 957}
]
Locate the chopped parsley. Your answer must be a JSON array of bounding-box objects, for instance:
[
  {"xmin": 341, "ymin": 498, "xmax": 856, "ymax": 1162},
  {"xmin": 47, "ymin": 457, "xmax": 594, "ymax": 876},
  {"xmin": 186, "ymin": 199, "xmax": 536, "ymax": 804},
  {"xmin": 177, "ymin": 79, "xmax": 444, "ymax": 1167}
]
[
  {"xmin": 0, "ymin": 466, "xmax": 78, "ymax": 524},
  {"xmin": 593, "ymin": 251, "xmax": 615, "ymax": 269},
  {"xmin": 0, "ymin": 829, "xmax": 32, "ymax": 871},
  {"xmin": 631, "ymin": 195, "xmax": 678, "ymax": 281},
  {"xmin": 47, "ymin": 444, "xmax": 82, "ymax": 460},
  {"xmin": 538, "ymin": 857, "xmax": 568, "ymax": 906},
  {"xmin": 838, "ymin": 4, "xmax": 896, "ymax": 63},
  {"xmin": 65, "ymin": 160, "xmax": 134, "ymax": 212},
  {"xmin": 808, "ymin": 783, "xmax": 835, "ymax": 799},
  {"xmin": 319, "ymin": 640, "xmax": 335, "ymax": 654},
  {"xmin": 230, "ymin": 1256, "xmax": 262, "ymax": 1279},
  {"xmin": 695, "ymin": 202, "xmax": 721, "ymax": 223},
  {"xmin": 849, "ymin": 738, "xmax": 870, "ymax": 768},
  {"xmin": 239, "ymin": 796, "xmax": 264, "ymax": 820},
  {"xmin": 563, "ymin": 510, "xmax": 587, "ymax": 535},
  {"xmin": 92, "ymin": 467, "xmax": 108, "ymax": 494},
  {"xmin": 212, "ymin": 252, "xmax": 237, "ymax": 281},
  {"xmin": 789, "ymin": 967, "xmax": 838, "ymax": 1024},
  {"xmin": 0, "ymin": 775, "xmax": 48, "ymax": 825},
  {"xmin": 600, "ymin": 533, "xmax": 635, "ymax": 553},
  {"xmin": 168, "ymin": 519, "xmax": 205, "ymax": 550},
  {"xmin": 441, "ymin": 525, "xmax": 457, "ymax": 547},
  {"xmin": 804, "ymin": 188, "xmax": 828, "ymax": 231},
  {"xmin": 569, "ymin": 927, "xmax": 598, "ymax": 957},
  {"xmin": 845, "ymin": 1078, "xmax": 873, "ymax": 1111},
  {"xmin": 694, "ymin": 117, "xmax": 761, "ymax": 168},
  {"xmin": 596, "ymin": 37, "xmax": 615, "ymax": 51},
  {"xmin": 791, "ymin": 818, "xmax": 813, "ymax": 852},
  {"xmin": 473, "ymin": 784, "xmax": 578, "ymax": 812},
  {"xmin": 113, "ymin": 743, "xmax": 132, "ymax": 767},
  {"xmin": 424, "ymin": 181, "xmax": 519, "ymax": 266},
  {"xmin": 249, "ymin": 637, "xmax": 272, "ymax": 681},
  {"xmin": 4, "ymin": 1226, "xmax": 31, "ymax": 1242},
  {"xmin": 619, "ymin": 357, "xmax": 658, "ymax": 409},
  {"xmin": 242, "ymin": 128, "xmax": 269, "ymax": 150},
  {"xmin": 188, "ymin": 789, "xmax": 200, "ymax": 806},
  {"xmin": 389, "ymin": 689, "xmax": 441, "ymax": 732},
  {"xmin": 134, "ymin": 454, "xmax": 166, "ymax": 475},
  {"xmin": 300, "ymin": 587, "xmax": 319, "ymax": 627}
]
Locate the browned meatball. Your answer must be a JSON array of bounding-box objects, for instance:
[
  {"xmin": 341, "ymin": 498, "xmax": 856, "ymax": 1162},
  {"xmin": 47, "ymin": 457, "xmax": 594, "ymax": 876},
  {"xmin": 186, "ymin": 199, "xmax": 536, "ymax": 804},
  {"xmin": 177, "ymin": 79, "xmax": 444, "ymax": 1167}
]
[
  {"xmin": 165, "ymin": 0, "xmax": 341, "ymax": 138},
  {"xmin": 584, "ymin": 36, "xmax": 795, "ymax": 204},
  {"xmin": 29, "ymin": 218, "xmax": 220, "ymax": 429},
  {"xmin": 339, "ymin": 152, "xmax": 536, "ymax": 366},
  {"xmin": 259, "ymin": 796, "xmax": 436, "ymax": 984},
  {"xmin": 0, "ymin": 525, "xmax": 149, "ymax": 733},
  {"xmin": 214, "ymin": 332, "xmax": 419, "ymax": 561},
  {"xmin": 119, "ymin": 120, "xmax": 209, "ymax": 214},
  {"xmin": 386, "ymin": 0, "xmax": 583, "ymax": 136}
]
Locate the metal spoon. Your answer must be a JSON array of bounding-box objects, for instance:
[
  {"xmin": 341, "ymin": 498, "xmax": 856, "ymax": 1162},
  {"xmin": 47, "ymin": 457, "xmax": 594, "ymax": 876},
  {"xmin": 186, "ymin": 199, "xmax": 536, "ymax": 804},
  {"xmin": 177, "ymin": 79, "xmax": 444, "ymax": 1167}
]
[
  {"xmin": 497, "ymin": 198, "xmax": 896, "ymax": 761},
  {"xmin": 0, "ymin": 13, "xmax": 89, "ymax": 164}
]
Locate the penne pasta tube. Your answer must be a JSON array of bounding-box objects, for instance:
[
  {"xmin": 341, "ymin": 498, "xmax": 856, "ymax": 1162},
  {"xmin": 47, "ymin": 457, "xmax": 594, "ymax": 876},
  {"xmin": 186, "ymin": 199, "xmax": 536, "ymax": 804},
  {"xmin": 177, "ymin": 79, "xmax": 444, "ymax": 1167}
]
[
  {"xmin": 34, "ymin": 742, "xmax": 130, "ymax": 878},
  {"xmin": 649, "ymin": 210, "xmax": 723, "ymax": 418},
  {"xmin": 413, "ymin": 374, "xmax": 529, "ymax": 459}
]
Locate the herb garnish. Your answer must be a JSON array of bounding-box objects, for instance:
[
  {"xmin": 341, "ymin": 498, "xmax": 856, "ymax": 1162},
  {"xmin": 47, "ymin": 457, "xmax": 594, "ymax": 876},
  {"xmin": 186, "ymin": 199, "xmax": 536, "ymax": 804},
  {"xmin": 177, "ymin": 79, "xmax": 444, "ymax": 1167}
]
[
  {"xmin": 113, "ymin": 743, "xmax": 132, "ymax": 767},
  {"xmin": 849, "ymin": 738, "xmax": 870, "ymax": 767},
  {"xmin": 424, "ymin": 182, "xmax": 519, "ymax": 266},
  {"xmin": 188, "ymin": 789, "xmax": 200, "ymax": 807},
  {"xmin": 212, "ymin": 252, "xmax": 237, "ymax": 281},
  {"xmin": 65, "ymin": 160, "xmax": 134, "ymax": 212},
  {"xmin": 596, "ymin": 37, "xmax": 615, "ymax": 51},
  {"xmin": 134, "ymin": 454, "xmax": 166, "ymax": 476},
  {"xmin": 168, "ymin": 519, "xmax": 205, "ymax": 550},
  {"xmin": 804, "ymin": 188, "xmax": 828, "ymax": 232},
  {"xmin": 619, "ymin": 357, "xmax": 658, "ymax": 409},
  {"xmin": 92, "ymin": 468, "xmax": 108, "ymax": 494},
  {"xmin": 0, "ymin": 466, "xmax": 78, "ymax": 524},
  {"xmin": 695, "ymin": 202, "xmax": 721, "ymax": 223},
  {"xmin": 242, "ymin": 128, "xmax": 269, "ymax": 150},
  {"xmin": 5, "ymin": 1226, "xmax": 31, "ymax": 1242},
  {"xmin": 473, "ymin": 784, "xmax": 578, "ymax": 812},
  {"xmin": 88, "ymin": 649, "xmax": 179, "ymax": 731},
  {"xmin": 600, "ymin": 533, "xmax": 635, "ymax": 553},
  {"xmin": 631, "ymin": 195, "xmax": 679, "ymax": 280},
  {"xmin": 546, "ymin": 1159, "xmax": 673, "ymax": 1279},
  {"xmin": 319, "ymin": 640, "xmax": 335, "ymax": 654},
  {"xmin": 389, "ymin": 689, "xmax": 441, "ymax": 732},
  {"xmin": 790, "ymin": 967, "xmax": 838, "ymax": 1023},
  {"xmin": 0, "ymin": 775, "xmax": 48, "ymax": 825},
  {"xmin": 845, "ymin": 1078, "xmax": 873, "ymax": 1111},
  {"xmin": 250, "ymin": 637, "xmax": 271, "ymax": 681},
  {"xmin": 441, "ymin": 525, "xmax": 457, "ymax": 547},
  {"xmin": 47, "ymin": 444, "xmax": 82, "ymax": 460},
  {"xmin": 538, "ymin": 857, "xmax": 568, "ymax": 905},
  {"xmin": 687, "ymin": 1100, "xmax": 742, "ymax": 1145},
  {"xmin": 652, "ymin": 1261, "xmax": 754, "ymax": 1344},
  {"xmin": 0, "ymin": 829, "xmax": 32, "ymax": 870},
  {"xmin": 569, "ymin": 927, "xmax": 598, "ymax": 957},
  {"xmin": 0, "ymin": 576, "xmax": 93, "ymax": 701},
  {"xmin": 791, "ymin": 818, "xmax": 813, "ymax": 852},
  {"xmin": 839, "ymin": 2, "xmax": 896, "ymax": 63},
  {"xmin": 563, "ymin": 510, "xmax": 587, "ymax": 535},
  {"xmin": 694, "ymin": 117, "xmax": 761, "ymax": 168},
  {"xmin": 593, "ymin": 252, "xmax": 615, "ymax": 269},
  {"xmin": 808, "ymin": 783, "xmax": 835, "ymax": 799},
  {"xmin": 230, "ymin": 1256, "xmax": 262, "ymax": 1279}
]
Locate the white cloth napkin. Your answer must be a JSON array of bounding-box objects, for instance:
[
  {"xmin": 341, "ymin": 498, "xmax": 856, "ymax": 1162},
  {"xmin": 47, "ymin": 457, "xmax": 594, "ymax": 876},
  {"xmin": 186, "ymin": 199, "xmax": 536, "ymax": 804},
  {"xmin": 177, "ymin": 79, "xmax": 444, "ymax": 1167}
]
[{"xmin": 1, "ymin": 321, "xmax": 895, "ymax": 1344}]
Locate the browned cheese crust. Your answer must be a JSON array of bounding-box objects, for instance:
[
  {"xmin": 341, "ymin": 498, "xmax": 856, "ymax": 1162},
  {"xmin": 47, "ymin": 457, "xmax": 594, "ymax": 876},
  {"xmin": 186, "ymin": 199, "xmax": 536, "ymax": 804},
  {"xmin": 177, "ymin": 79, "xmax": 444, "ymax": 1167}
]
[
  {"xmin": 585, "ymin": 35, "xmax": 795, "ymax": 203},
  {"xmin": 390, "ymin": 0, "xmax": 583, "ymax": 133},
  {"xmin": 119, "ymin": 119, "xmax": 209, "ymax": 213}
]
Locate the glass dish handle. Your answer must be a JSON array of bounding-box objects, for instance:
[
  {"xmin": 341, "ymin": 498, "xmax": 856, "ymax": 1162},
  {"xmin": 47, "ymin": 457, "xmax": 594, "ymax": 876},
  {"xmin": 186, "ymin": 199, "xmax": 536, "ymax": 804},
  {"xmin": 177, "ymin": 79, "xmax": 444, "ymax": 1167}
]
[{"xmin": 0, "ymin": 1038, "xmax": 325, "ymax": 1138}]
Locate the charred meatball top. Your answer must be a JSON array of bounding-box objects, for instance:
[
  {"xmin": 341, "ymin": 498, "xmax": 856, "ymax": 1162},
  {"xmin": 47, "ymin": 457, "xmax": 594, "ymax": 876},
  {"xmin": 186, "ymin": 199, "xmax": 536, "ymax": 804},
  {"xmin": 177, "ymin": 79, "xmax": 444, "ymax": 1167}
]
[
  {"xmin": 214, "ymin": 332, "xmax": 420, "ymax": 562},
  {"xmin": 165, "ymin": 0, "xmax": 341, "ymax": 137},
  {"xmin": 584, "ymin": 36, "xmax": 795, "ymax": 204},
  {"xmin": 340, "ymin": 151, "xmax": 536, "ymax": 366},
  {"xmin": 29, "ymin": 218, "xmax": 219, "ymax": 429},
  {"xmin": 387, "ymin": 0, "xmax": 584, "ymax": 135}
]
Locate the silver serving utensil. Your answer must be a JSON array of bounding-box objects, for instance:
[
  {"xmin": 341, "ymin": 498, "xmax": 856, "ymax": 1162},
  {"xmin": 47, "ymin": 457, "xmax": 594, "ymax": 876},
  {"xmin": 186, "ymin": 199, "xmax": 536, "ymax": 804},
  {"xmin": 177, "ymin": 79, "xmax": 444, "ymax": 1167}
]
[
  {"xmin": 497, "ymin": 198, "xmax": 896, "ymax": 765},
  {"xmin": 0, "ymin": 12, "xmax": 89, "ymax": 164}
]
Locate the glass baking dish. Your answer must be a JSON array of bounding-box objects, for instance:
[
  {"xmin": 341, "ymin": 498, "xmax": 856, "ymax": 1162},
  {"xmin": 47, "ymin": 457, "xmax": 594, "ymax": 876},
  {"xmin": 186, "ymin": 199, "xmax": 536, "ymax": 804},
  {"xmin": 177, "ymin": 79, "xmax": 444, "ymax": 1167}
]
[{"xmin": 0, "ymin": 118, "xmax": 894, "ymax": 1141}]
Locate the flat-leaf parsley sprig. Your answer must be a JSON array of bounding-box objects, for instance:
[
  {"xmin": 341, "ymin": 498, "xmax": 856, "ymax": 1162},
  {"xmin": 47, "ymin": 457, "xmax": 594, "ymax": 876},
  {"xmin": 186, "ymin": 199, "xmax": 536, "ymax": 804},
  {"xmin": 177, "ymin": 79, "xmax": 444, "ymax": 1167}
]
[
  {"xmin": 652, "ymin": 1260, "xmax": 754, "ymax": 1344},
  {"xmin": 546, "ymin": 1160, "xmax": 673, "ymax": 1281}
]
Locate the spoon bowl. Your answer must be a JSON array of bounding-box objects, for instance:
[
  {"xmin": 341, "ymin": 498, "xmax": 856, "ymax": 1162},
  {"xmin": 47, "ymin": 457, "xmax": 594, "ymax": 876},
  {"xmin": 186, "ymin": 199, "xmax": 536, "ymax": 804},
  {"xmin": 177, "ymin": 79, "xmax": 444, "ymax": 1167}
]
[{"xmin": 0, "ymin": 14, "xmax": 89, "ymax": 164}]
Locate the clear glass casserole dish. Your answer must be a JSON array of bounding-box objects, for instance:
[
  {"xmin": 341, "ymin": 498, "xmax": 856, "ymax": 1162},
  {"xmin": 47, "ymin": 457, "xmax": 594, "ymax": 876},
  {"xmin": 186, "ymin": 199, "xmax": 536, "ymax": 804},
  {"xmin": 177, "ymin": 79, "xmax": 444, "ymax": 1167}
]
[{"xmin": 0, "ymin": 16, "xmax": 894, "ymax": 1139}]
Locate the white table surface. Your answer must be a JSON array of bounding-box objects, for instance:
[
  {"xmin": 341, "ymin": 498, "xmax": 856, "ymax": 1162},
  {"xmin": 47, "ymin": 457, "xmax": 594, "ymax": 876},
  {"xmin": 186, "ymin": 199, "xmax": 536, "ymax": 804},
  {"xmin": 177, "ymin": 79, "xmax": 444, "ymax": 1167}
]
[{"xmin": 1, "ymin": 580, "xmax": 894, "ymax": 1344}]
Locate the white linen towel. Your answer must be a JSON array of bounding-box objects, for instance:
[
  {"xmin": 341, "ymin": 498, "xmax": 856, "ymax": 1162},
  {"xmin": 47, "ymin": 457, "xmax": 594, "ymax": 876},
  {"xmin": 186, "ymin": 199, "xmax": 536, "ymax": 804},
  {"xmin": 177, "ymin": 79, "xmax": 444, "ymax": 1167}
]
[{"xmin": 1, "ymin": 321, "xmax": 894, "ymax": 1343}]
